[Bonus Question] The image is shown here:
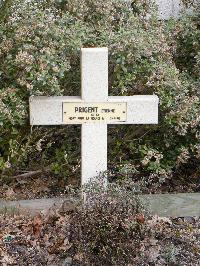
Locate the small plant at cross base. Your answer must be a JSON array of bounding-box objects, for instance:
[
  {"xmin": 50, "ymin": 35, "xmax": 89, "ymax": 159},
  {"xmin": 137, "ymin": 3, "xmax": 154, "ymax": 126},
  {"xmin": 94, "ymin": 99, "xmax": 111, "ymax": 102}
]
[{"xmin": 69, "ymin": 178, "xmax": 149, "ymax": 265}]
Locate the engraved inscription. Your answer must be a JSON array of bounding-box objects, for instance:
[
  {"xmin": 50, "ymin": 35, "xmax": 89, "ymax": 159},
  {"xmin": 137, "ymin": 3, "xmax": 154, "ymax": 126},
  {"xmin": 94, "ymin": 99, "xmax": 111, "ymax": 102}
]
[{"xmin": 63, "ymin": 102, "xmax": 127, "ymax": 123}]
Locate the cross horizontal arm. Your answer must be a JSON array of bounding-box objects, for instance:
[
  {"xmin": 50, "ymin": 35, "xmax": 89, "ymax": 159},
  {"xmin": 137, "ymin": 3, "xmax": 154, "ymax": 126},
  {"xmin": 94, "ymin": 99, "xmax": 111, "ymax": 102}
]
[{"xmin": 29, "ymin": 95, "xmax": 159, "ymax": 125}]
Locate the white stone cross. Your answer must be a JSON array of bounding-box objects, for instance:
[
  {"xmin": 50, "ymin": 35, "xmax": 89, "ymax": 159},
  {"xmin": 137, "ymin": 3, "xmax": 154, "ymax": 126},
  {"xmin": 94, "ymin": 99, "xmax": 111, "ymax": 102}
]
[{"xmin": 30, "ymin": 48, "xmax": 159, "ymax": 186}]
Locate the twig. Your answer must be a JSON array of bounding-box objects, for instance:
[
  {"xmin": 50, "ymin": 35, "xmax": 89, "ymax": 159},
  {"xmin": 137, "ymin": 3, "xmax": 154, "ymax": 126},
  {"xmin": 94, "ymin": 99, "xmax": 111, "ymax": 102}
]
[{"xmin": 13, "ymin": 167, "xmax": 51, "ymax": 179}]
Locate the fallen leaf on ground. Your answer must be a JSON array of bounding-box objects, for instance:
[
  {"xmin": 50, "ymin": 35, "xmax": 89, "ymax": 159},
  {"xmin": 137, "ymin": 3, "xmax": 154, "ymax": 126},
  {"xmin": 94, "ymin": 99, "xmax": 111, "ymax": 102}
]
[{"xmin": 33, "ymin": 214, "xmax": 43, "ymax": 238}]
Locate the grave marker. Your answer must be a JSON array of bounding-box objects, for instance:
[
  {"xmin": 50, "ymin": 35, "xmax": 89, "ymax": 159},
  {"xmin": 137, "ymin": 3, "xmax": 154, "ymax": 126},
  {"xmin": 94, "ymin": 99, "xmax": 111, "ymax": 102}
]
[{"xmin": 30, "ymin": 48, "xmax": 159, "ymax": 186}]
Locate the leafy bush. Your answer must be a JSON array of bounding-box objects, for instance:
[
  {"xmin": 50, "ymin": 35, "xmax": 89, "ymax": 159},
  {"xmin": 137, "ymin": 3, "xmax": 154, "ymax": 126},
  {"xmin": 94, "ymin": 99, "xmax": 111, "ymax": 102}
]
[
  {"xmin": 0, "ymin": 0, "xmax": 199, "ymax": 184},
  {"xmin": 174, "ymin": 6, "xmax": 200, "ymax": 77}
]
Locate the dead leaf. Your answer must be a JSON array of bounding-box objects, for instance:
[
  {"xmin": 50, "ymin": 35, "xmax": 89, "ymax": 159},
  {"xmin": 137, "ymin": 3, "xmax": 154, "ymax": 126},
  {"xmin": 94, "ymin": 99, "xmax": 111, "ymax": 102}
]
[
  {"xmin": 135, "ymin": 213, "xmax": 145, "ymax": 224},
  {"xmin": 147, "ymin": 215, "xmax": 172, "ymax": 227},
  {"xmin": 48, "ymin": 238, "xmax": 65, "ymax": 254},
  {"xmin": 16, "ymin": 179, "xmax": 28, "ymax": 185},
  {"xmin": 59, "ymin": 238, "xmax": 72, "ymax": 251},
  {"xmin": 6, "ymin": 187, "xmax": 15, "ymax": 198},
  {"xmin": 33, "ymin": 214, "xmax": 43, "ymax": 238},
  {"xmin": 74, "ymin": 252, "xmax": 84, "ymax": 262},
  {"xmin": 1, "ymin": 251, "xmax": 15, "ymax": 264}
]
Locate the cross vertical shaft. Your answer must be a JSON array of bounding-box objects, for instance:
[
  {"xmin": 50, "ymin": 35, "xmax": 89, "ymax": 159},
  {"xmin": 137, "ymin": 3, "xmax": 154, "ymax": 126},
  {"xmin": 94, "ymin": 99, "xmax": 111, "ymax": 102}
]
[{"xmin": 81, "ymin": 48, "xmax": 108, "ymax": 185}]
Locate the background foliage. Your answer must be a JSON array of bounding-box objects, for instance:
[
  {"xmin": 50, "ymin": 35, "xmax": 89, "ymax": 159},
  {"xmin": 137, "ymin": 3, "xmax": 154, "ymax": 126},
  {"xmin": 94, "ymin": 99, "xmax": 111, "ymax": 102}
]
[{"xmin": 0, "ymin": 0, "xmax": 199, "ymax": 186}]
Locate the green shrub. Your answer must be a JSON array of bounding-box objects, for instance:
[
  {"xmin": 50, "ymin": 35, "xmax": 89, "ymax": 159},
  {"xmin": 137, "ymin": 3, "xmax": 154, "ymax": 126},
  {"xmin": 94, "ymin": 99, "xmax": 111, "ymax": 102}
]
[
  {"xmin": 174, "ymin": 7, "xmax": 200, "ymax": 77},
  {"xmin": 0, "ymin": 0, "xmax": 199, "ymax": 183}
]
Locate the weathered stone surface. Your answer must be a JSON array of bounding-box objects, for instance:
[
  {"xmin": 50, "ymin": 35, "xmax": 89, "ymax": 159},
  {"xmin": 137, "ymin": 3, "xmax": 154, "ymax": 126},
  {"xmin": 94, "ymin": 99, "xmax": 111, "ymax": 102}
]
[
  {"xmin": 156, "ymin": 0, "xmax": 182, "ymax": 19},
  {"xmin": 1, "ymin": 193, "xmax": 199, "ymax": 217},
  {"xmin": 0, "ymin": 197, "xmax": 74, "ymax": 216},
  {"xmin": 142, "ymin": 193, "xmax": 200, "ymax": 217}
]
